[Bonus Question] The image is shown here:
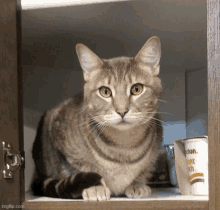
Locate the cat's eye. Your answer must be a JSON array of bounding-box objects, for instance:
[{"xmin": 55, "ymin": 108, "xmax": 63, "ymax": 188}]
[
  {"xmin": 99, "ymin": 86, "xmax": 112, "ymax": 98},
  {"xmin": 131, "ymin": 83, "xmax": 143, "ymax": 95}
]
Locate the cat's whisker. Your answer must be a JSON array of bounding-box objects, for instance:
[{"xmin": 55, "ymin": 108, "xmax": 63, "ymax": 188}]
[
  {"xmin": 143, "ymin": 111, "xmax": 172, "ymax": 115},
  {"xmin": 90, "ymin": 115, "xmax": 106, "ymax": 121},
  {"xmin": 92, "ymin": 122, "xmax": 109, "ymax": 147},
  {"xmin": 80, "ymin": 125, "xmax": 93, "ymax": 137},
  {"xmin": 139, "ymin": 120, "xmax": 153, "ymax": 133},
  {"xmin": 134, "ymin": 119, "xmax": 145, "ymax": 133},
  {"xmin": 74, "ymin": 116, "xmax": 98, "ymax": 128},
  {"xmin": 151, "ymin": 117, "xmax": 164, "ymax": 124},
  {"xmin": 136, "ymin": 118, "xmax": 150, "ymax": 129},
  {"xmin": 149, "ymin": 121, "xmax": 161, "ymax": 127},
  {"xmin": 78, "ymin": 117, "xmax": 104, "ymax": 137},
  {"xmin": 159, "ymin": 99, "xmax": 167, "ymax": 103},
  {"xmin": 147, "ymin": 119, "xmax": 162, "ymax": 127},
  {"xmin": 74, "ymin": 120, "xmax": 89, "ymax": 128},
  {"xmin": 155, "ymin": 111, "xmax": 172, "ymax": 115},
  {"xmin": 90, "ymin": 117, "xmax": 108, "ymax": 132},
  {"xmin": 141, "ymin": 116, "xmax": 161, "ymax": 127},
  {"xmin": 139, "ymin": 114, "xmax": 164, "ymax": 125},
  {"xmin": 73, "ymin": 120, "xmax": 87, "ymax": 128},
  {"xmin": 86, "ymin": 123, "xmax": 101, "ymax": 137},
  {"xmin": 99, "ymin": 123, "xmax": 108, "ymax": 134},
  {"xmin": 129, "ymin": 112, "xmax": 142, "ymax": 116},
  {"xmin": 139, "ymin": 116, "xmax": 159, "ymax": 131},
  {"xmin": 79, "ymin": 105, "xmax": 88, "ymax": 113},
  {"xmin": 76, "ymin": 104, "xmax": 90, "ymax": 115}
]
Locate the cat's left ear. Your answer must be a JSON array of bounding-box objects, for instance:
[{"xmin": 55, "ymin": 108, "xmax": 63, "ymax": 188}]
[
  {"xmin": 76, "ymin": 44, "xmax": 103, "ymax": 82},
  {"xmin": 134, "ymin": 36, "xmax": 161, "ymax": 76}
]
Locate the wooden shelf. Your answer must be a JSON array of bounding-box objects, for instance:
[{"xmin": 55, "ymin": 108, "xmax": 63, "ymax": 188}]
[
  {"xmin": 24, "ymin": 188, "xmax": 208, "ymax": 209},
  {"xmin": 25, "ymin": 188, "xmax": 208, "ymax": 202}
]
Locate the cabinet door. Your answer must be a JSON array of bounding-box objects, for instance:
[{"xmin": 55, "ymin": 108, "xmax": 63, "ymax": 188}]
[{"xmin": 0, "ymin": 0, "xmax": 24, "ymax": 207}]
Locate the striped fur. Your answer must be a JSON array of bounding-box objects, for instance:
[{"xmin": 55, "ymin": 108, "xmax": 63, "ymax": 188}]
[
  {"xmin": 31, "ymin": 172, "xmax": 102, "ymax": 198},
  {"xmin": 31, "ymin": 36, "xmax": 163, "ymax": 200}
]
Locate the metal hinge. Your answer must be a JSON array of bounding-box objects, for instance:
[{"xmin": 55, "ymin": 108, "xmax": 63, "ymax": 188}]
[{"xmin": 0, "ymin": 141, "xmax": 25, "ymax": 179}]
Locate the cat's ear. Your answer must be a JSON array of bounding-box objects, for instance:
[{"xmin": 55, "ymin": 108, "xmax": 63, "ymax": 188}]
[
  {"xmin": 76, "ymin": 44, "xmax": 103, "ymax": 82},
  {"xmin": 134, "ymin": 36, "xmax": 161, "ymax": 76}
]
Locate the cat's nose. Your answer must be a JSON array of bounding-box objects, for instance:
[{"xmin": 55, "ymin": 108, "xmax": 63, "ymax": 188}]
[{"xmin": 117, "ymin": 109, "xmax": 128, "ymax": 118}]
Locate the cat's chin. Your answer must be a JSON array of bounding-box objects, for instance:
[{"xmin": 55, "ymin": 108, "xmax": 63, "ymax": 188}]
[{"xmin": 112, "ymin": 122, "xmax": 134, "ymax": 130}]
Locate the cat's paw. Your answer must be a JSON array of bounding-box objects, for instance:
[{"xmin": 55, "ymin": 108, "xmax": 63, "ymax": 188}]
[
  {"xmin": 82, "ymin": 178, "xmax": 111, "ymax": 201},
  {"xmin": 125, "ymin": 184, "xmax": 151, "ymax": 198}
]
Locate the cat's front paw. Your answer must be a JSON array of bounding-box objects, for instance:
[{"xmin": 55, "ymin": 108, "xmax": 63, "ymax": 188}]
[
  {"xmin": 125, "ymin": 184, "xmax": 151, "ymax": 198},
  {"xmin": 82, "ymin": 178, "xmax": 111, "ymax": 201}
]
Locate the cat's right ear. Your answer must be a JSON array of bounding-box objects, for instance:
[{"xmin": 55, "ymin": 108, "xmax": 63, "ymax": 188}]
[{"xmin": 76, "ymin": 44, "xmax": 103, "ymax": 82}]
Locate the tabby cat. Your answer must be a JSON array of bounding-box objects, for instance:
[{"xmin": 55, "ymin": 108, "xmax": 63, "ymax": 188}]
[{"xmin": 31, "ymin": 36, "xmax": 163, "ymax": 201}]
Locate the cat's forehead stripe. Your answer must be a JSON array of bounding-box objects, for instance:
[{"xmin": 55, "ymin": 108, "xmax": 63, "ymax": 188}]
[
  {"xmin": 103, "ymin": 78, "xmax": 109, "ymax": 85},
  {"xmin": 104, "ymin": 58, "xmax": 133, "ymax": 83},
  {"xmin": 126, "ymin": 75, "xmax": 132, "ymax": 83}
]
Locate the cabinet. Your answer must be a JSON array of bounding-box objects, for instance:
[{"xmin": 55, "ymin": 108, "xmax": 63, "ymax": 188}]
[{"xmin": 0, "ymin": 0, "xmax": 219, "ymax": 209}]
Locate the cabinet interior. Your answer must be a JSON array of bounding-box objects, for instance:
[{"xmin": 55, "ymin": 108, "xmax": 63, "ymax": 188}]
[{"xmin": 22, "ymin": 0, "xmax": 208, "ymax": 202}]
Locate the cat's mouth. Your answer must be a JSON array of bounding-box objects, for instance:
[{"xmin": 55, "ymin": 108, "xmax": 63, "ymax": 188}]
[
  {"xmin": 102, "ymin": 113, "xmax": 137, "ymax": 130},
  {"xmin": 114, "ymin": 120, "xmax": 133, "ymax": 130},
  {"xmin": 118, "ymin": 120, "xmax": 129, "ymax": 125}
]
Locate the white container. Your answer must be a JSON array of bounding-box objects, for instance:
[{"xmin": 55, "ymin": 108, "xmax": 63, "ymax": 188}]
[{"xmin": 183, "ymin": 136, "xmax": 208, "ymax": 195}]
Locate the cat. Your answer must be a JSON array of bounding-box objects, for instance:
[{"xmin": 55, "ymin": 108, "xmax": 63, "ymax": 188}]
[{"xmin": 31, "ymin": 36, "xmax": 163, "ymax": 201}]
